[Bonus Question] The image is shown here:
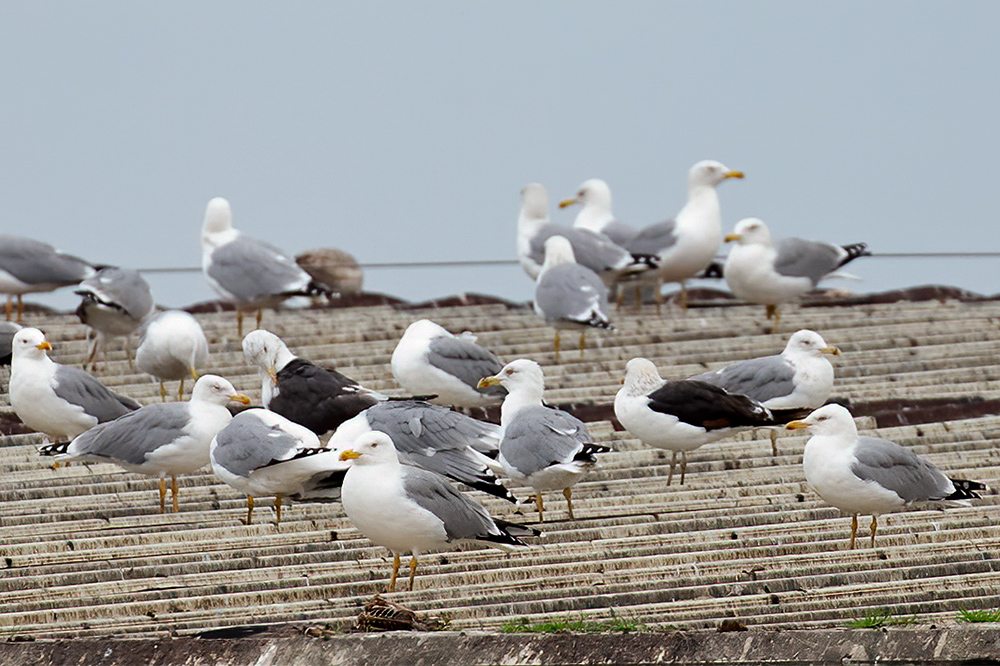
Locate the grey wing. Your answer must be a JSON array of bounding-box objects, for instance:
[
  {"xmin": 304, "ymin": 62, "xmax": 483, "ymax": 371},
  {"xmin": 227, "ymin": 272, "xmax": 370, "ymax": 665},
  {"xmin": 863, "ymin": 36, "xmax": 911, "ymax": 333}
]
[
  {"xmin": 528, "ymin": 226, "xmax": 630, "ymax": 274},
  {"xmin": 401, "ymin": 466, "xmax": 498, "ymax": 541},
  {"xmin": 212, "ymin": 412, "xmax": 298, "ymax": 478},
  {"xmin": 207, "ymin": 235, "xmax": 309, "ymax": 301},
  {"xmin": 773, "ymin": 238, "xmax": 844, "ymax": 285},
  {"xmin": 69, "ymin": 403, "xmax": 191, "ymax": 466},
  {"xmin": 427, "ymin": 336, "xmax": 505, "ymax": 394},
  {"xmin": 501, "ymin": 406, "xmax": 590, "ymax": 477},
  {"xmin": 52, "ymin": 365, "xmax": 139, "ymax": 422},
  {"xmin": 626, "ymin": 220, "xmax": 678, "ymax": 256},
  {"xmin": 0, "ymin": 235, "xmax": 93, "ymax": 285},
  {"xmin": 691, "ymin": 355, "xmax": 796, "ymax": 404},
  {"xmin": 77, "ymin": 267, "xmax": 153, "ymax": 319},
  {"xmin": 535, "ymin": 264, "xmax": 609, "ymax": 325},
  {"xmin": 851, "ymin": 436, "xmax": 954, "ymax": 502},
  {"xmin": 600, "ymin": 220, "xmax": 638, "ymax": 247}
]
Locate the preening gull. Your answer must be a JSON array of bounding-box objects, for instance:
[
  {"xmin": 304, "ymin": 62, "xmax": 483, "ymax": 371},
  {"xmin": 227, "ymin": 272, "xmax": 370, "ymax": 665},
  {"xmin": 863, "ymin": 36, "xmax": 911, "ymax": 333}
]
[
  {"xmin": 211, "ymin": 408, "xmax": 349, "ymax": 524},
  {"xmin": 534, "ymin": 235, "xmax": 613, "ymax": 362},
  {"xmin": 339, "ymin": 431, "xmax": 538, "ymax": 592},
  {"xmin": 723, "ymin": 218, "xmax": 870, "ymax": 332},
  {"xmin": 75, "ymin": 266, "xmax": 154, "ymax": 370},
  {"xmin": 391, "ymin": 319, "xmax": 506, "ymax": 408},
  {"xmin": 614, "ymin": 358, "xmax": 803, "ymax": 485},
  {"xmin": 39, "ymin": 375, "xmax": 250, "ymax": 512},
  {"xmin": 625, "ymin": 160, "xmax": 744, "ymax": 310},
  {"xmin": 691, "ymin": 329, "xmax": 841, "ymax": 455},
  {"xmin": 201, "ymin": 197, "xmax": 336, "ymax": 336},
  {"xmin": 10, "ymin": 328, "xmax": 140, "ymax": 442},
  {"xmin": 0, "ymin": 234, "xmax": 95, "ymax": 322},
  {"xmin": 786, "ymin": 404, "xmax": 984, "ymax": 549},
  {"xmin": 136, "ymin": 310, "xmax": 210, "ymax": 402},
  {"xmin": 479, "ymin": 359, "xmax": 610, "ymax": 522}
]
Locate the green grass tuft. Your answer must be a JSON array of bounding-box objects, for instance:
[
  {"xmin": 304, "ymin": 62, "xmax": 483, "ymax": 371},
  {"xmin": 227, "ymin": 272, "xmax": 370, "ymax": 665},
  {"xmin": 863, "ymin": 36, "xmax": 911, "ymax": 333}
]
[
  {"xmin": 500, "ymin": 612, "xmax": 645, "ymax": 634},
  {"xmin": 845, "ymin": 608, "xmax": 916, "ymax": 629},
  {"xmin": 957, "ymin": 608, "xmax": 1000, "ymax": 623}
]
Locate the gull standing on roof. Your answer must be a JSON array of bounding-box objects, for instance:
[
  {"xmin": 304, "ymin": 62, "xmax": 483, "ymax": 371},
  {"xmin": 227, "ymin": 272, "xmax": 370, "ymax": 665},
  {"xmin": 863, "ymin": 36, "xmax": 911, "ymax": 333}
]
[
  {"xmin": 136, "ymin": 310, "xmax": 210, "ymax": 402},
  {"xmin": 0, "ymin": 234, "xmax": 95, "ymax": 323},
  {"xmin": 534, "ymin": 235, "xmax": 613, "ymax": 362},
  {"xmin": 479, "ymin": 359, "xmax": 610, "ymax": 522},
  {"xmin": 723, "ymin": 218, "xmax": 870, "ymax": 332},
  {"xmin": 75, "ymin": 266, "xmax": 154, "ymax": 370},
  {"xmin": 691, "ymin": 329, "xmax": 841, "ymax": 455},
  {"xmin": 786, "ymin": 404, "xmax": 985, "ymax": 549},
  {"xmin": 391, "ymin": 319, "xmax": 506, "ymax": 408},
  {"xmin": 201, "ymin": 197, "xmax": 336, "ymax": 336},
  {"xmin": 339, "ymin": 431, "xmax": 538, "ymax": 592},
  {"xmin": 10, "ymin": 328, "xmax": 140, "ymax": 443},
  {"xmin": 39, "ymin": 375, "xmax": 250, "ymax": 513},
  {"xmin": 244, "ymin": 329, "xmax": 514, "ymax": 502},
  {"xmin": 625, "ymin": 160, "xmax": 744, "ymax": 310},
  {"xmin": 211, "ymin": 408, "xmax": 349, "ymax": 525},
  {"xmin": 615, "ymin": 358, "xmax": 803, "ymax": 485}
]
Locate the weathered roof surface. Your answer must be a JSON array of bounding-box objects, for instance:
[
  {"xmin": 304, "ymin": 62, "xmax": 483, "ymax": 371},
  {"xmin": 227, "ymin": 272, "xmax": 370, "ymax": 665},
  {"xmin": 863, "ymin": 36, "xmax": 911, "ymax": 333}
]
[{"xmin": 1, "ymin": 294, "xmax": 999, "ymax": 639}]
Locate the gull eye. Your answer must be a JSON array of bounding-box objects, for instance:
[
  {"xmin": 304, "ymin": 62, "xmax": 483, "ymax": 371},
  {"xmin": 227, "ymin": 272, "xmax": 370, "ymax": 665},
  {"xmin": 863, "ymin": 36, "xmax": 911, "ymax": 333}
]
[
  {"xmin": 371, "ymin": 441, "xmax": 378, "ymax": 448},
  {"xmin": 506, "ymin": 368, "xmax": 514, "ymax": 375}
]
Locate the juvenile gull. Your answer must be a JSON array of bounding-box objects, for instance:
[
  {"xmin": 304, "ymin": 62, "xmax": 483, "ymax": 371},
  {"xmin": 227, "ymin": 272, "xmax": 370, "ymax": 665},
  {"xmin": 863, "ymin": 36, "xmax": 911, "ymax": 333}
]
[
  {"xmin": 786, "ymin": 404, "xmax": 984, "ymax": 549},
  {"xmin": 40, "ymin": 375, "xmax": 250, "ymax": 512},
  {"xmin": 479, "ymin": 359, "xmax": 610, "ymax": 522},
  {"xmin": 534, "ymin": 235, "xmax": 613, "ymax": 362},
  {"xmin": 339, "ymin": 431, "xmax": 538, "ymax": 592},
  {"xmin": 10, "ymin": 328, "xmax": 140, "ymax": 442},
  {"xmin": 691, "ymin": 329, "xmax": 841, "ymax": 454},
  {"xmin": 75, "ymin": 266, "xmax": 154, "ymax": 370},
  {"xmin": 615, "ymin": 358, "xmax": 803, "ymax": 485},
  {"xmin": 0, "ymin": 234, "xmax": 95, "ymax": 322},
  {"xmin": 201, "ymin": 197, "xmax": 336, "ymax": 336},
  {"xmin": 136, "ymin": 310, "xmax": 210, "ymax": 402},
  {"xmin": 211, "ymin": 408, "xmax": 349, "ymax": 524},
  {"xmin": 723, "ymin": 218, "xmax": 870, "ymax": 332},
  {"xmin": 391, "ymin": 319, "xmax": 506, "ymax": 408}
]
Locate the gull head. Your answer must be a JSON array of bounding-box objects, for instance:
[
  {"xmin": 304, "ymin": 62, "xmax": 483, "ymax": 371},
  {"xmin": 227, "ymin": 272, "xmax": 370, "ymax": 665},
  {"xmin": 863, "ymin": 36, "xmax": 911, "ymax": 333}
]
[
  {"xmin": 479, "ymin": 358, "xmax": 545, "ymax": 395},
  {"xmin": 242, "ymin": 329, "xmax": 291, "ymax": 381},
  {"xmin": 399, "ymin": 319, "xmax": 449, "ymax": 345},
  {"xmin": 689, "ymin": 160, "xmax": 744, "ymax": 189},
  {"xmin": 191, "ymin": 374, "xmax": 251, "ymax": 407},
  {"xmin": 725, "ymin": 218, "xmax": 773, "ymax": 246},
  {"xmin": 339, "ymin": 431, "xmax": 398, "ymax": 466},
  {"xmin": 784, "ymin": 330, "xmax": 841, "ymax": 358},
  {"xmin": 541, "ymin": 235, "xmax": 577, "ymax": 270},
  {"xmin": 560, "ymin": 178, "xmax": 612, "ymax": 212},
  {"xmin": 785, "ymin": 404, "xmax": 857, "ymax": 437},
  {"xmin": 519, "ymin": 183, "xmax": 549, "ymax": 221},
  {"xmin": 621, "ymin": 357, "xmax": 666, "ymax": 396},
  {"xmin": 202, "ymin": 197, "xmax": 234, "ymax": 237},
  {"xmin": 12, "ymin": 328, "xmax": 52, "ymax": 360}
]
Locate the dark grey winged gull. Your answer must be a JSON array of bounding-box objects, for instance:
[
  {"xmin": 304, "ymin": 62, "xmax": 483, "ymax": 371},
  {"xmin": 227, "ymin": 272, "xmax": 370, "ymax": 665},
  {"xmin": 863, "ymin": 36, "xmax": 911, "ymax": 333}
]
[
  {"xmin": 724, "ymin": 217, "xmax": 870, "ymax": 332},
  {"xmin": 9, "ymin": 327, "xmax": 140, "ymax": 443},
  {"xmin": 390, "ymin": 318, "xmax": 506, "ymax": 408},
  {"xmin": 75, "ymin": 266, "xmax": 154, "ymax": 370},
  {"xmin": 338, "ymin": 431, "xmax": 539, "ymax": 592},
  {"xmin": 211, "ymin": 408, "xmax": 349, "ymax": 524},
  {"xmin": 135, "ymin": 310, "xmax": 210, "ymax": 402},
  {"xmin": 39, "ymin": 375, "xmax": 250, "ymax": 512},
  {"xmin": 201, "ymin": 197, "xmax": 336, "ymax": 336},
  {"xmin": 479, "ymin": 359, "xmax": 610, "ymax": 522},
  {"xmin": 787, "ymin": 404, "xmax": 985, "ymax": 549},
  {"xmin": 0, "ymin": 234, "xmax": 96, "ymax": 322}
]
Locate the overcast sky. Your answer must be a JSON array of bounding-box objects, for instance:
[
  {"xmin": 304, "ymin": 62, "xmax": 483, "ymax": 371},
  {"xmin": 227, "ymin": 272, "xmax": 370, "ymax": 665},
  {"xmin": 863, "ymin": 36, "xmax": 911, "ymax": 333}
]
[{"xmin": 3, "ymin": 2, "xmax": 998, "ymax": 311}]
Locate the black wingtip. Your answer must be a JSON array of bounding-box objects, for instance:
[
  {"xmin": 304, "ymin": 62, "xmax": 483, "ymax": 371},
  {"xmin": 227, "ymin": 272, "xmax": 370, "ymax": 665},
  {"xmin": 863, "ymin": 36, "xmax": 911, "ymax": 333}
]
[
  {"xmin": 39, "ymin": 441, "xmax": 71, "ymax": 457},
  {"xmin": 947, "ymin": 478, "xmax": 986, "ymax": 500},
  {"xmin": 465, "ymin": 476, "xmax": 519, "ymax": 503},
  {"xmin": 573, "ymin": 442, "xmax": 612, "ymax": 463},
  {"xmin": 489, "ymin": 518, "xmax": 543, "ymax": 545},
  {"xmin": 697, "ymin": 261, "xmax": 725, "ymax": 280},
  {"xmin": 839, "ymin": 242, "xmax": 871, "ymax": 267}
]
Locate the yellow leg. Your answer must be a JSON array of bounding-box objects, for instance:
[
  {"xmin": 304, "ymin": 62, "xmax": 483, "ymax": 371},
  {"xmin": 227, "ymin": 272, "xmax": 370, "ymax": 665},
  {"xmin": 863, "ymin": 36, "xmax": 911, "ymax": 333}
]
[
  {"xmin": 246, "ymin": 495, "xmax": 254, "ymax": 524},
  {"xmin": 408, "ymin": 555, "xmax": 418, "ymax": 591},
  {"xmin": 255, "ymin": 309, "xmax": 263, "ymax": 329},
  {"xmin": 535, "ymin": 494, "xmax": 545, "ymax": 523},
  {"xmin": 16, "ymin": 295, "xmax": 23, "ymax": 324},
  {"xmin": 125, "ymin": 335, "xmax": 133, "ymax": 368},
  {"xmin": 553, "ymin": 331, "xmax": 561, "ymax": 363},
  {"xmin": 237, "ymin": 310, "xmax": 244, "ymax": 338},
  {"xmin": 773, "ymin": 308, "xmax": 782, "ymax": 334},
  {"xmin": 5, "ymin": 295, "xmax": 11, "ymax": 321},
  {"xmin": 275, "ymin": 494, "xmax": 283, "ymax": 525},
  {"xmin": 634, "ymin": 285, "xmax": 642, "ymax": 310},
  {"xmin": 159, "ymin": 381, "xmax": 168, "ymax": 402},
  {"xmin": 389, "ymin": 552, "xmax": 401, "ymax": 592},
  {"xmin": 84, "ymin": 336, "xmax": 100, "ymax": 371},
  {"xmin": 770, "ymin": 429, "xmax": 779, "ymax": 456},
  {"xmin": 563, "ymin": 487, "xmax": 575, "ymax": 520},
  {"xmin": 849, "ymin": 513, "xmax": 858, "ymax": 549},
  {"xmin": 765, "ymin": 304, "xmax": 776, "ymax": 320},
  {"xmin": 615, "ymin": 285, "xmax": 625, "ymax": 312},
  {"xmin": 159, "ymin": 477, "xmax": 167, "ymax": 513},
  {"xmin": 667, "ymin": 451, "xmax": 676, "ymax": 486},
  {"xmin": 870, "ymin": 515, "xmax": 878, "ymax": 548},
  {"xmin": 178, "ymin": 378, "xmax": 185, "ymax": 401},
  {"xmin": 678, "ymin": 281, "xmax": 688, "ymax": 312},
  {"xmin": 679, "ymin": 451, "xmax": 688, "ymax": 485},
  {"xmin": 578, "ymin": 331, "xmax": 586, "ymax": 358},
  {"xmin": 171, "ymin": 475, "xmax": 179, "ymax": 513}
]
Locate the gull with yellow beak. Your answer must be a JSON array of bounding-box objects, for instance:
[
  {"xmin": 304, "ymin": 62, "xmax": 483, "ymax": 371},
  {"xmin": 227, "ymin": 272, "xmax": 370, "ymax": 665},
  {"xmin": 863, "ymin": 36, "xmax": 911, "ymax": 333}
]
[
  {"xmin": 136, "ymin": 310, "xmax": 209, "ymax": 402},
  {"xmin": 40, "ymin": 375, "xmax": 250, "ymax": 513},
  {"xmin": 690, "ymin": 329, "xmax": 842, "ymax": 455},
  {"xmin": 786, "ymin": 404, "xmax": 984, "ymax": 549},
  {"xmin": 338, "ymin": 431, "xmax": 539, "ymax": 592},
  {"xmin": 722, "ymin": 217, "xmax": 870, "ymax": 332},
  {"xmin": 9, "ymin": 327, "xmax": 140, "ymax": 443}
]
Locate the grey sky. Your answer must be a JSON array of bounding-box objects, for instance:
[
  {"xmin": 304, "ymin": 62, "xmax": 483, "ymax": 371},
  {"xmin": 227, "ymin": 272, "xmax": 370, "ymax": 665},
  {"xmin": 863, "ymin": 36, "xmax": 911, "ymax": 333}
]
[{"xmin": 3, "ymin": 2, "xmax": 998, "ymax": 312}]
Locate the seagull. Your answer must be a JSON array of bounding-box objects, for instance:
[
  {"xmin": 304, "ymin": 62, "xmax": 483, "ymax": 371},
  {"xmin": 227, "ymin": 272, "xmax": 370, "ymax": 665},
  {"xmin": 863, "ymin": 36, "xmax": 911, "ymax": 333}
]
[
  {"xmin": 338, "ymin": 431, "xmax": 538, "ymax": 592},
  {"xmin": 39, "ymin": 375, "xmax": 250, "ymax": 512},
  {"xmin": 211, "ymin": 408, "xmax": 349, "ymax": 525},
  {"xmin": 786, "ymin": 404, "xmax": 985, "ymax": 549},
  {"xmin": 201, "ymin": 197, "xmax": 336, "ymax": 336},
  {"xmin": 626, "ymin": 160, "xmax": 744, "ymax": 310},
  {"xmin": 534, "ymin": 235, "xmax": 613, "ymax": 362},
  {"xmin": 391, "ymin": 319, "xmax": 506, "ymax": 408},
  {"xmin": 723, "ymin": 217, "xmax": 870, "ymax": 332},
  {"xmin": 0, "ymin": 234, "xmax": 96, "ymax": 323},
  {"xmin": 135, "ymin": 310, "xmax": 210, "ymax": 402},
  {"xmin": 478, "ymin": 359, "xmax": 610, "ymax": 521},
  {"xmin": 10, "ymin": 328, "xmax": 140, "ymax": 443},
  {"xmin": 75, "ymin": 266, "xmax": 155, "ymax": 370},
  {"xmin": 614, "ymin": 358, "xmax": 803, "ymax": 485},
  {"xmin": 560, "ymin": 178, "xmax": 637, "ymax": 247},
  {"xmin": 690, "ymin": 329, "xmax": 841, "ymax": 454}
]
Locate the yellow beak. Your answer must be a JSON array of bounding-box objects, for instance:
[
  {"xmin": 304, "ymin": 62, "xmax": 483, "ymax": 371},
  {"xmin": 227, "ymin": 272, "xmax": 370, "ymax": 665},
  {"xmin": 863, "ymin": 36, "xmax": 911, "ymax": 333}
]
[
  {"xmin": 558, "ymin": 198, "xmax": 579, "ymax": 209},
  {"xmin": 820, "ymin": 346, "xmax": 842, "ymax": 356},
  {"xmin": 339, "ymin": 449, "xmax": 361, "ymax": 461},
  {"xmin": 478, "ymin": 376, "xmax": 502, "ymax": 389},
  {"xmin": 229, "ymin": 393, "xmax": 252, "ymax": 405},
  {"xmin": 785, "ymin": 420, "xmax": 810, "ymax": 430},
  {"xmin": 724, "ymin": 170, "xmax": 745, "ymax": 179},
  {"xmin": 267, "ymin": 367, "xmax": 278, "ymax": 383},
  {"xmin": 37, "ymin": 341, "xmax": 52, "ymax": 351},
  {"xmin": 724, "ymin": 233, "xmax": 742, "ymax": 243}
]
